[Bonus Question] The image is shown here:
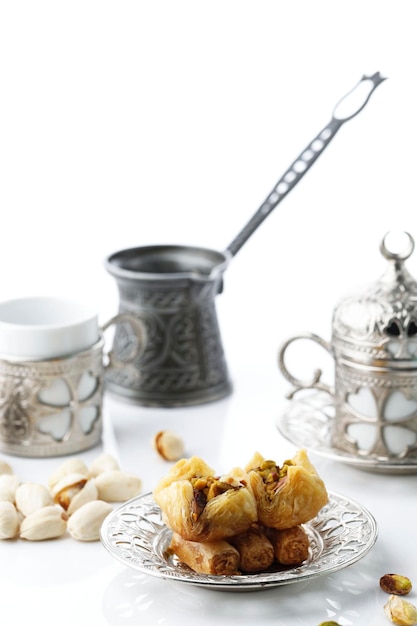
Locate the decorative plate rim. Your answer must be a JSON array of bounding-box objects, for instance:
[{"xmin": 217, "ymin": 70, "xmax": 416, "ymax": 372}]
[
  {"xmin": 100, "ymin": 490, "xmax": 378, "ymax": 591},
  {"xmin": 277, "ymin": 390, "xmax": 417, "ymax": 473}
]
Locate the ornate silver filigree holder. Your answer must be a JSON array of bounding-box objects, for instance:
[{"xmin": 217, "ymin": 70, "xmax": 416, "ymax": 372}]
[
  {"xmin": 279, "ymin": 232, "xmax": 417, "ymax": 469},
  {"xmin": 0, "ymin": 339, "xmax": 104, "ymax": 457}
]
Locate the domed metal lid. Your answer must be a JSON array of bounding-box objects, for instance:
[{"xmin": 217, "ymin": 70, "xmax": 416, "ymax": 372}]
[{"xmin": 332, "ymin": 232, "xmax": 417, "ymax": 367}]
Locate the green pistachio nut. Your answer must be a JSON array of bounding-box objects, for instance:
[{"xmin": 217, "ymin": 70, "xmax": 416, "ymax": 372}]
[{"xmin": 380, "ymin": 574, "xmax": 413, "ymax": 596}]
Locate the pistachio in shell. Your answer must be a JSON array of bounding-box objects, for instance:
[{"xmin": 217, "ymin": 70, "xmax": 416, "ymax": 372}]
[{"xmin": 384, "ymin": 594, "xmax": 417, "ymax": 626}]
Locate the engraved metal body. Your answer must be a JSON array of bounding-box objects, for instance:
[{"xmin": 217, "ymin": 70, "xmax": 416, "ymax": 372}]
[
  {"xmin": 105, "ymin": 245, "xmax": 232, "ymax": 406},
  {"xmin": 279, "ymin": 232, "xmax": 417, "ymax": 468},
  {"xmin": 0, "ymin": 339, "xmax": 104, "ymax": 457}
]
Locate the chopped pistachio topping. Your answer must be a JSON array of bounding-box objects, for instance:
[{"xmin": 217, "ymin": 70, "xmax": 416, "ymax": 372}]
[
  {"xmin": 190, "ymin": 475, "xmax": 239, "ymax": 521},
  {"xmin": 255, "ymin": 459, "xmax": 293, "ymax": 493}
]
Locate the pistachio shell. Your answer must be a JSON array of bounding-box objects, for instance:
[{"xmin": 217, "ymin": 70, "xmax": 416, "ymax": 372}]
[
  {"xmin": 67, "ymin": 500, "xmax": 113, "ymax": 541},
  {"xmin": 384, "ymin": 594, "xmax": 417, "ymax": 625},
  {"xmin": 15, "ymin": 482, "xmax": 53, "ymax": 517},
  {"xmin": 0, "ymin": 501, "xmax": 20, "ymax": 539},
  {"xmin": 0, "ymin": 459, "xmax": 13, "ymax": 475},
  {"xmin": 94, "ymin": 470, "xmax": 142, "ymax": 502},
  {"xmin": 20, "ymin": 505, "xmax": 67, "ymax": 541},
  {"xmin": 48, "ymin": 458, "xmax": 90, "ymax": 490},
  {"xmin": 67, "ymin": 479, "xmax": 98, "ymax": 515},
  {"xmin": 152, "ymin": 430, "xmax": 185, "ymax": 461},
  {"xmin": 89, "ymin": 453, "xmax": 120, "ymax": 477},
  {"xmin": 50, "ymin": 472, "xmax": 88, "ymax": 510},
  {"xmin": 0, "ymin": 473, "xmax": 19, "ymax": 503}
]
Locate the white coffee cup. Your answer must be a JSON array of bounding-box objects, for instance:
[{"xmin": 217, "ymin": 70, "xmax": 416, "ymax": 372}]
[
  {"xmin": 0, "ymin": 296, "xmax": 101, "ymax": 457},
  {"xmin": 0, "ymin": 296, "xmax": 146, "ymax": 457},
  {"xmin": 0, "ymin": 296, "xmax": 99, "ymax": 360}
]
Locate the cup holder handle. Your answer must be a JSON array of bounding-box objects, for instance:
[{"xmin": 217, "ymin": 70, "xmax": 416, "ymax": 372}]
[
  {"xmin": 278, "ymin": 332, "xmax": 334, "ymax": 399},
  {"xmin": 101, "ymin": 313, "xmax": 147, "ymax": 373}
]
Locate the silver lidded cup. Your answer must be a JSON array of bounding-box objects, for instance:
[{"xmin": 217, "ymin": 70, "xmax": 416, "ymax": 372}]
[{"xmin": 279, "ymin": 231, "xmax": 417, "ymax": 464}]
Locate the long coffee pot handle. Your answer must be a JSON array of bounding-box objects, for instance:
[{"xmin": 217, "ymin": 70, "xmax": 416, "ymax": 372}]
[
  {"xmin": 226, "ymin": 72, "xmax": 386, "ymax": 257},
  {"xmin": 278, "ymin": 332, "xmax": 334, "ymax": 399}
]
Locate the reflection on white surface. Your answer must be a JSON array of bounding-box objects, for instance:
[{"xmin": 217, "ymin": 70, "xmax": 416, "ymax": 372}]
[
  {"xmin": 2, "ymin": 535, "xmax": 113, "ymax": 586},
  {"xmin": 102, "ymin": 549, "xmax": 383, "ymax": 626}
]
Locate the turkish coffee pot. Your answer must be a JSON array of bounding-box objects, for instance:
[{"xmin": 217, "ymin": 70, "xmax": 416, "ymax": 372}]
[{"xmin": 105, "ymin": 73, "xmax": 385, "ymax": 407}]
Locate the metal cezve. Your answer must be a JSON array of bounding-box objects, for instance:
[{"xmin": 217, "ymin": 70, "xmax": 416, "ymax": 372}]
[{"xmin": 105, "ymin": 73, "xmax": 386, "ymax": 407}]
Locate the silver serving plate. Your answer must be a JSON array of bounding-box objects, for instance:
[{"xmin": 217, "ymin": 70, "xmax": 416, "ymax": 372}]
[
  {"xmin": 100, "ymin": 491, "xmax": 377, "ymax": 591},
  {"xmin": 277, "ymin": 391, "xmax": 417, "ymax": 474}
]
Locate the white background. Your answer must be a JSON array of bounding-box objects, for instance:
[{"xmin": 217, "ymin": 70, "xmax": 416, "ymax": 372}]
[
  {"xmin": 1, "ymin": 3, "xmax": 417, "ymax": 625},
  {"xmin": 1, "ymin": 0, "xmax": 417, "ymax": 386}
]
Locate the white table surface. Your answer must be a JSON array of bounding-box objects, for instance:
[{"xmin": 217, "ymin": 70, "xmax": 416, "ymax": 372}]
[
  {"xmin": 1, "ymin": 363, "xmax": 415, "ymax": 626},
  {"xmin": 2, "ymin": 1, "xmax": 417, "ymax": 624}
]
